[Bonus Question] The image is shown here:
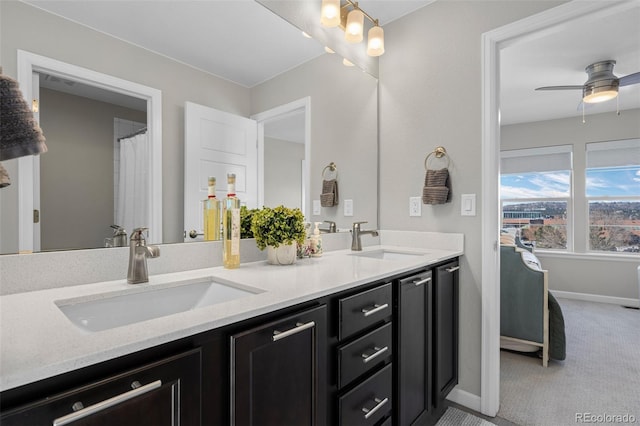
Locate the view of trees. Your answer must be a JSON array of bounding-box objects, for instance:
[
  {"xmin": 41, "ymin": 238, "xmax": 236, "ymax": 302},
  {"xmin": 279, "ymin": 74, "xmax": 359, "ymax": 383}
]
[{"xmin": 503, "ymin": 201, "xmax": 640, "ymax": 253}]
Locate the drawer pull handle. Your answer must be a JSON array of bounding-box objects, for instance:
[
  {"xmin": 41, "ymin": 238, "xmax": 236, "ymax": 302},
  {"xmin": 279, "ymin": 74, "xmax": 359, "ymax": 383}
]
[
  {"xmin": 272, "ymin": 321, "xmax": 315, "ymax": 341},
  {"xmin": 361, "ymin": 303, "xmax": 389, "ymax": 317},
  {"xmin": 446, "ymin": 266, "xmax": 460, "ymax": 273},
  {"xmin": 361, "ymin": 346, "xmax": 389, "ymax": 364},
  {"xmin": 413, "ymin": 277, "xmax": 432, "ymax": 286},
  {"xmin": 52, "ymin": 380, "xmax": 162, "ymax": 426},
  {"xmin": 361, "ymin": 397, "xmax": 389, "ymax": 419}
]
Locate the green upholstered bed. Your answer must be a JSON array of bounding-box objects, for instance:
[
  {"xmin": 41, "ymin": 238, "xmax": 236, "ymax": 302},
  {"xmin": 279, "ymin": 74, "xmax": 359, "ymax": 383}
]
[{"xmin": 500, "ymin": 243, "xmax": 566, "ymax": 365}]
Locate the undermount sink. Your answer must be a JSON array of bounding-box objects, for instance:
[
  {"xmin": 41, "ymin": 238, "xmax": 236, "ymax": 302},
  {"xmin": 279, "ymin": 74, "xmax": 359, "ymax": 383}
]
[
  {"xmin": 56, "ymin": 278, "xmax": 262, "ymax": 332},
  {"xmin": 351, "ymin": 249, "xmax": 428, "ymax": 261}
]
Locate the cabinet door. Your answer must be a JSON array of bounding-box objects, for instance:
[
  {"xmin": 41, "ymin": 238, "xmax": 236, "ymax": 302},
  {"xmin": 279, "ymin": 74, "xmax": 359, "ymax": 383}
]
[
  {"xmin": 231, "ymin": 304, "xmax": 327, "ymax": 426},
  {"xmin": 1, "ymin": 349, "xmax": 201, "ymax": 426},
  {"xmin": 434, "ymin": 261, "xmax": 459, "ymax": 401},
  {"xmin": 396, "ymin": 270, "xmax": 432, "ymax": 426}
]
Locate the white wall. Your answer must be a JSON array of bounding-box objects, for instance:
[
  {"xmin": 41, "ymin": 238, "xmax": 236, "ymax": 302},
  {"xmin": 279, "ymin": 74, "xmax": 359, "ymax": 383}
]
[
  {"xmin": 378, "ymin": 0, "xmax": 564, "ymax": 398},
  {"xmin": 250, "ymin": 53, "xmax": 379, "ymax": 230},
  {"xmin": 502, "ymin": 109, "xmax": 640, "ymax": 299},
  {"xmin": 0, "ymin": 0, "xmax": 250, "ymax": 247}
]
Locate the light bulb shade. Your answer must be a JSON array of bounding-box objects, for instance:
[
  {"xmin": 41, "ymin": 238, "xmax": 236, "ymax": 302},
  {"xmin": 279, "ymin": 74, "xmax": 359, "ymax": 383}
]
[
  {"xmin": 320, "ymin": 0, "xmax": 341, "ymax": 27},
  {"xmin": 367, "ymin": 25, "xmax": 385, "ymax": 56},
  {"xmin": 582, "ymin": 79, "xmax": 619, "ymax": 104},
  {"xmin": 343, "ymin": 58, "xmax": 355, "ymax": 67},
  {"xmin": 345, "ymin": 9, "xmax": 364, "ymax": 43}
]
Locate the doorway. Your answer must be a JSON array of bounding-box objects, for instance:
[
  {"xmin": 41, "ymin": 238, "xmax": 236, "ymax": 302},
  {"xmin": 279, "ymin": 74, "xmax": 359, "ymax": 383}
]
[
  {"xmin": 15, "ymin": 50, "xmax": 162, "ymax": 251},
  {"xmin": 480, "ymin": 0, "xmax": 636, "ymax": 416}
]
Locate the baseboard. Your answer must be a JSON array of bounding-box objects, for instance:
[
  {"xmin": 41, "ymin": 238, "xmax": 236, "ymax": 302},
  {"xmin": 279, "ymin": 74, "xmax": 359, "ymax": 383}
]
[
  {"xmin": 551, "ymin": 290, "xmax": 640, "ymax": 308},
  {"xmin": 446, "ymin": 386, "xmax": 481, "ymax": 413}
]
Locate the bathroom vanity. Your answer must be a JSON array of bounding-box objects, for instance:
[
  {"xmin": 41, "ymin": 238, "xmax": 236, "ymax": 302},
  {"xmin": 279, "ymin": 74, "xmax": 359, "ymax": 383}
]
[{"xmin": 0, "ymin": 236, "xmax": 462, "ymax": 426}]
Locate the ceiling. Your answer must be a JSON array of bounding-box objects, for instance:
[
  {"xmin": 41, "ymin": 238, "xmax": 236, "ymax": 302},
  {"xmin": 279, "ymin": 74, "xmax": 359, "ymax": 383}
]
[
  {"xmin": 22, "ymin": 0, "xmax": 640, "ymax": 125},
  {"xmin": 500, "ymin": 1, "xmax": 640, "ymax": 125}
]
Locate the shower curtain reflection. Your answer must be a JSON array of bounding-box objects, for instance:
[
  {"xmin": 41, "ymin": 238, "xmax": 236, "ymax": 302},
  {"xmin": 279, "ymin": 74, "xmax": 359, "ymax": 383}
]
[{"xmin": 116, "ymin": 131, "xmax": 150, "ymax": 236}]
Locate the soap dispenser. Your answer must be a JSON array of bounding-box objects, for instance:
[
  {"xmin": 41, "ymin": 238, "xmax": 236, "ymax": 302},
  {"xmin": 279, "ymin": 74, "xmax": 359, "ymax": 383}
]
[{"xmin": 309, "ymin": 222, "xmax": 323, "ymax": 257}]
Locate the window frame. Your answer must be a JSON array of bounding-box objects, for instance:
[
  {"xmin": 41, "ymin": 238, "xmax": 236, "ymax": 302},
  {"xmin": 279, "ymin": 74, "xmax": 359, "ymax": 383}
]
[
  {"xmin": 500, "ymin": 145, "xmax": 574, "ymax": 252},
  {"xmin": 584, "ymin": 139, "xmax": 640, "ymax": 254}
]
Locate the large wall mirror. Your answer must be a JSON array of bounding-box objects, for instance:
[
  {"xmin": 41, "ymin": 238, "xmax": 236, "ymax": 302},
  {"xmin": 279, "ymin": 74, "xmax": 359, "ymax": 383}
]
[{"xmin": 0, "ymin": 0, "xmax": 379, "ymax": 254}]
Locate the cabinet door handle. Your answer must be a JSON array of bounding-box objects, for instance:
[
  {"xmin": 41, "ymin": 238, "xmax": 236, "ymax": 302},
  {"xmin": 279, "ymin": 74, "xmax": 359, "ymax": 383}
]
[
  {"xmin": 412, "ymin": 277, "xmax": 432, "ymax": 286},
  {"xmin": 445, "ymin": 266, "xmax": 460, "ymax": 273},
  {"xmin": 361, "ymin": 397, "xmax": 389, "ymax": 419},
  {"xmin": 361, "ymin": 346, "xmax": 389, "ymax": 364},
  {"xmin": 361, "ymin": 303, "xmax": 389, "ymax": 317},
  {"xmin": 52, "ymin": 380, "xmax": 162, "ymax": 426},
  {"xmin": 272, "ymin": 321, "xmax": 315, "ymax": 341}
]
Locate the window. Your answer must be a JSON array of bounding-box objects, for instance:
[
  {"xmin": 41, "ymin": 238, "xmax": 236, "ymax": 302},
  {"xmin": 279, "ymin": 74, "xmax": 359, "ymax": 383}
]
[
  {"xmin": 500, "ymin": 146, "xmax": 572, "ymax": 250},
  {"xmin": 586, "ymin": 139, "xmax": 640, "ymax": 253}
]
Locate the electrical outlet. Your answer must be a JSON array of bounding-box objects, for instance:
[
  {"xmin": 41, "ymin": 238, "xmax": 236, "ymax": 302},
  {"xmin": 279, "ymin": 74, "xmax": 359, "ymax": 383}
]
[
  {"xmin": 409, "ymin": 197, "xmax": 422, "ymax": 216},
  {"xmin": 313, "ymin": 200, "xmax": 321, "ymax": 215},
  {"xmin": 344, "ymin": 199, "xmax": 353, "ymax": 217}
]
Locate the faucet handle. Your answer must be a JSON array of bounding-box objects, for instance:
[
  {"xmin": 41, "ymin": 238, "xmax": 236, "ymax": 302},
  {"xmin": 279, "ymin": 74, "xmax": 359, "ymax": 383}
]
[{"xmin": 131, "ymin": 227, "xmax": 149, "ymax": 241}]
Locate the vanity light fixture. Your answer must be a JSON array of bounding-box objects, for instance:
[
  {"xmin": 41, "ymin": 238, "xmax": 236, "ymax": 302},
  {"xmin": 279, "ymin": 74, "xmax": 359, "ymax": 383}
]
[
  {"xmin": 343, "ymin": 58, "xmax": 355, "ymax": 67},
  {"xmin": 325, "ymin": 46, "xmax": 335, "ymax": 54},
  {"xmin": 320, "ymin": 0, "xmax": 385, "ymax": 57}
]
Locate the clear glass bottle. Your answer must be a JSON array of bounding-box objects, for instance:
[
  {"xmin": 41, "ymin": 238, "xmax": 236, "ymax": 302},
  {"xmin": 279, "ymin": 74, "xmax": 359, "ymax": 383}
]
[
  {"xmin": 223, "ymin": 173, "xmax": 241, "ymax": 268},
  {"xmin": 203, "ymin": 176, "xmax": 221, "ymax": 241}
]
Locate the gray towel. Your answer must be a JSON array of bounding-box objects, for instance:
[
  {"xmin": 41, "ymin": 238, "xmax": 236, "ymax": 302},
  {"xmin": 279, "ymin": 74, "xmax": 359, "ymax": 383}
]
[
  {"xmin": 0, "ymin": 73, "xmax": 47, "ymax": 161},
  {"xmin": 320, "ymin": 179, "xmax": 339, "ymax": 207},
  {"xmin": 422, "ymin": 168, "xmax": 451, "ymax": 204}
]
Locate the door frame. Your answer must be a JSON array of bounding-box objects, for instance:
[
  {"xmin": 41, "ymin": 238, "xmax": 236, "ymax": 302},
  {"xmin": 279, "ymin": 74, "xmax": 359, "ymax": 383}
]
[
  {"xmin": 479, "ymin": 0, "xmax": 635, "ymax": 416},
  {"xmin": 251, "ymin": 97, "xmax": 311, "ymax": 217},
  {"xmin": 16, "ymin": 50, "xmax": 163, "ymax": 249}
]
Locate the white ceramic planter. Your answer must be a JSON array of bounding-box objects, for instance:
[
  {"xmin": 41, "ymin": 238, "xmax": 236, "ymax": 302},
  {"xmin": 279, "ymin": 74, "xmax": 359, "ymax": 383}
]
[{"xmin": 266, "ymin": 243, "xmax": 297, "ymax": 265}]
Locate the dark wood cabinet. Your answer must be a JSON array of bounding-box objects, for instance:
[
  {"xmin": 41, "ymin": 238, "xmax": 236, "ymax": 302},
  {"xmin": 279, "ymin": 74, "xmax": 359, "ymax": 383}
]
[
  {"xmin": 1, "ymin": 257, "xmax": 460, "ymax": 426},
  {"xmin": 434, "ymin": 260, "xmax": 459, "ymax": 402},
  {"xmin": 395, "ymin": 270, "xmax": 433, "ymax": 426},
  {"xmin": 0, "ymin": 349, "xmax": 201, "ymax": 426},
  {"xmin": 230, "ymin": 304, "xmax": 327, "ymax": 426}
]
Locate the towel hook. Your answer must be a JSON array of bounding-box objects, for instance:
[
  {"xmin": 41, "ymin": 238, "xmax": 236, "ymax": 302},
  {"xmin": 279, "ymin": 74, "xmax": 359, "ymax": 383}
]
[
  {"xmin": 424, "ymin": 146, "xmax": 450, "ymax": 170},
  {"xmin": 322, "ymin": 162, "xmax": 338, "ymax": 179}
]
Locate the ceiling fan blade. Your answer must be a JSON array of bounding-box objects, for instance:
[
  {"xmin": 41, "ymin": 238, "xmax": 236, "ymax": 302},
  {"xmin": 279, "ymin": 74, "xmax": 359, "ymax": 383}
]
[
  {"xmin": 619, "ymin": 71, "xmax": 640, "ymax": 86},
  {"xmin": 535, "ymin": 85, "xmax": 583, "ymax": 91}
]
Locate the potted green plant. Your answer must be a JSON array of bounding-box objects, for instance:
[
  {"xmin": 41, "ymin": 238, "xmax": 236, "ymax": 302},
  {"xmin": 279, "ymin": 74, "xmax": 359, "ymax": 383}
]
[{"xmin": 251, "ymin": 205, "xmax": 307, "ymax": 265}]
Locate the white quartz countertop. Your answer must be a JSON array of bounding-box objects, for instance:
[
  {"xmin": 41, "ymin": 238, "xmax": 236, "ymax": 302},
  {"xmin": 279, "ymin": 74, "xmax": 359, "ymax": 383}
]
[{"xmin": 0, "ymin": 243, "xmax": 462, "ymax": 392}]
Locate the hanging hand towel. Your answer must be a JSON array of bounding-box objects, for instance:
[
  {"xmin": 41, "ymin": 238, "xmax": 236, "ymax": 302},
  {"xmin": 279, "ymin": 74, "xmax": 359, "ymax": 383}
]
[
  {"xmin": 0, "ymin": 73, "xmax": 47, "ymax": 161},
  {"xmin": 320, "ymin": 179, "xmax": 339, "ymax": 207},
  {"xmin": 422, "ymin": 168, "xmax": 451, "ymax": 205}
]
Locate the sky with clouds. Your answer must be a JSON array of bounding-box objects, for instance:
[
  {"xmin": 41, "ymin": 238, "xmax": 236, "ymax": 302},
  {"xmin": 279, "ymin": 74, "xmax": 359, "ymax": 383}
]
[{"xmin": 501, "ymin": 166, "xmax": 640, "ymax": 199}]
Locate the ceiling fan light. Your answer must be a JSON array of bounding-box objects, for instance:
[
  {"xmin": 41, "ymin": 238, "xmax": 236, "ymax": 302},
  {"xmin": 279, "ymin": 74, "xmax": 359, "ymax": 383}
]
[
  {"xmin": 582, "ymin": 80, "xmax": 619, "ymax": 104},
  {"xmin": 345, "ymin": 9, "xmax": 364, "ymax": 43},
  {"xmin": 320, "ymin": 0, "xmax": 340, "ymax": 27},
  {"xmin": 367, "ymin": 25, "xmax": 384, "ymax": 56}
]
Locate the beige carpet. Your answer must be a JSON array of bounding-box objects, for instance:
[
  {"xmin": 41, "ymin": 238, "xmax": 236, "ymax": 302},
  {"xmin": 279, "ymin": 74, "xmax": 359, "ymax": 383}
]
[{"xmin": 498, "ymin": 298, "xmax": 640, "ymax": 426}]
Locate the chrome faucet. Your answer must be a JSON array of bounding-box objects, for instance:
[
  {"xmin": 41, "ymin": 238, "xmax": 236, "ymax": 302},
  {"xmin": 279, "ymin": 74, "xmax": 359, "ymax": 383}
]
[
  {"xmin": 127, "ymin": 227, "xmax": 160, "ymax": 284},
  {"xmin": 351, "ymin": 221, "xmax": 379, "ymax": 251}
]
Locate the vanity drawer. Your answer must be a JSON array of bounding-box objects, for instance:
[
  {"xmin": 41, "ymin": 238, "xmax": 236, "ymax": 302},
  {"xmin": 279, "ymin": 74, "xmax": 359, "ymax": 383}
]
[
  {"xmin": 339, "ymin": 283, "xmax": 392, "ymax": 340},
  {"xmin": 338, "ymin": 363, "xmax": 392, "ymax": 426},
  {"xmin": 338, "ymin": 322, "xmax": 392, "ymax": 388}
]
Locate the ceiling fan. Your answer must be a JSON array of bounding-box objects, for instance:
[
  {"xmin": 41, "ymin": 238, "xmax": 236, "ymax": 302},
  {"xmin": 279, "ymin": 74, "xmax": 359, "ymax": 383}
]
[{"xmin": 535, "ymin": 60, "xmax": 640, "ymax": 104}]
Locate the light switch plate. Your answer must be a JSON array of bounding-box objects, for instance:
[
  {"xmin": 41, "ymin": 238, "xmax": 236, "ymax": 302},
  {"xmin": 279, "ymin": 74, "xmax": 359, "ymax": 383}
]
[
  {"xmin": 409, "ymin": 197, "xmax": 422, "ymax": 216},
  {"xmin": 313, "ymin": 200, "xmax": 321, "ymax": 215},
  {"xmin": 461, "ymin": 194, "xmax": 476, "ymax": 216},
  {"xmin": 344, "ymin": 199, "xmax": 353, "ymax": 217}
]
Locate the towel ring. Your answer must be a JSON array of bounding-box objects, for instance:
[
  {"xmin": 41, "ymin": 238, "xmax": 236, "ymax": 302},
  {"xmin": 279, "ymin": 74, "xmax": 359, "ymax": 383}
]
[
  {"xmin": 322, "ymin": 162, "xmax": 338, "ymax": 179},
  {"xmin": 424, "ymin": 146, "xmax": 450, "ymax": 170}
]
